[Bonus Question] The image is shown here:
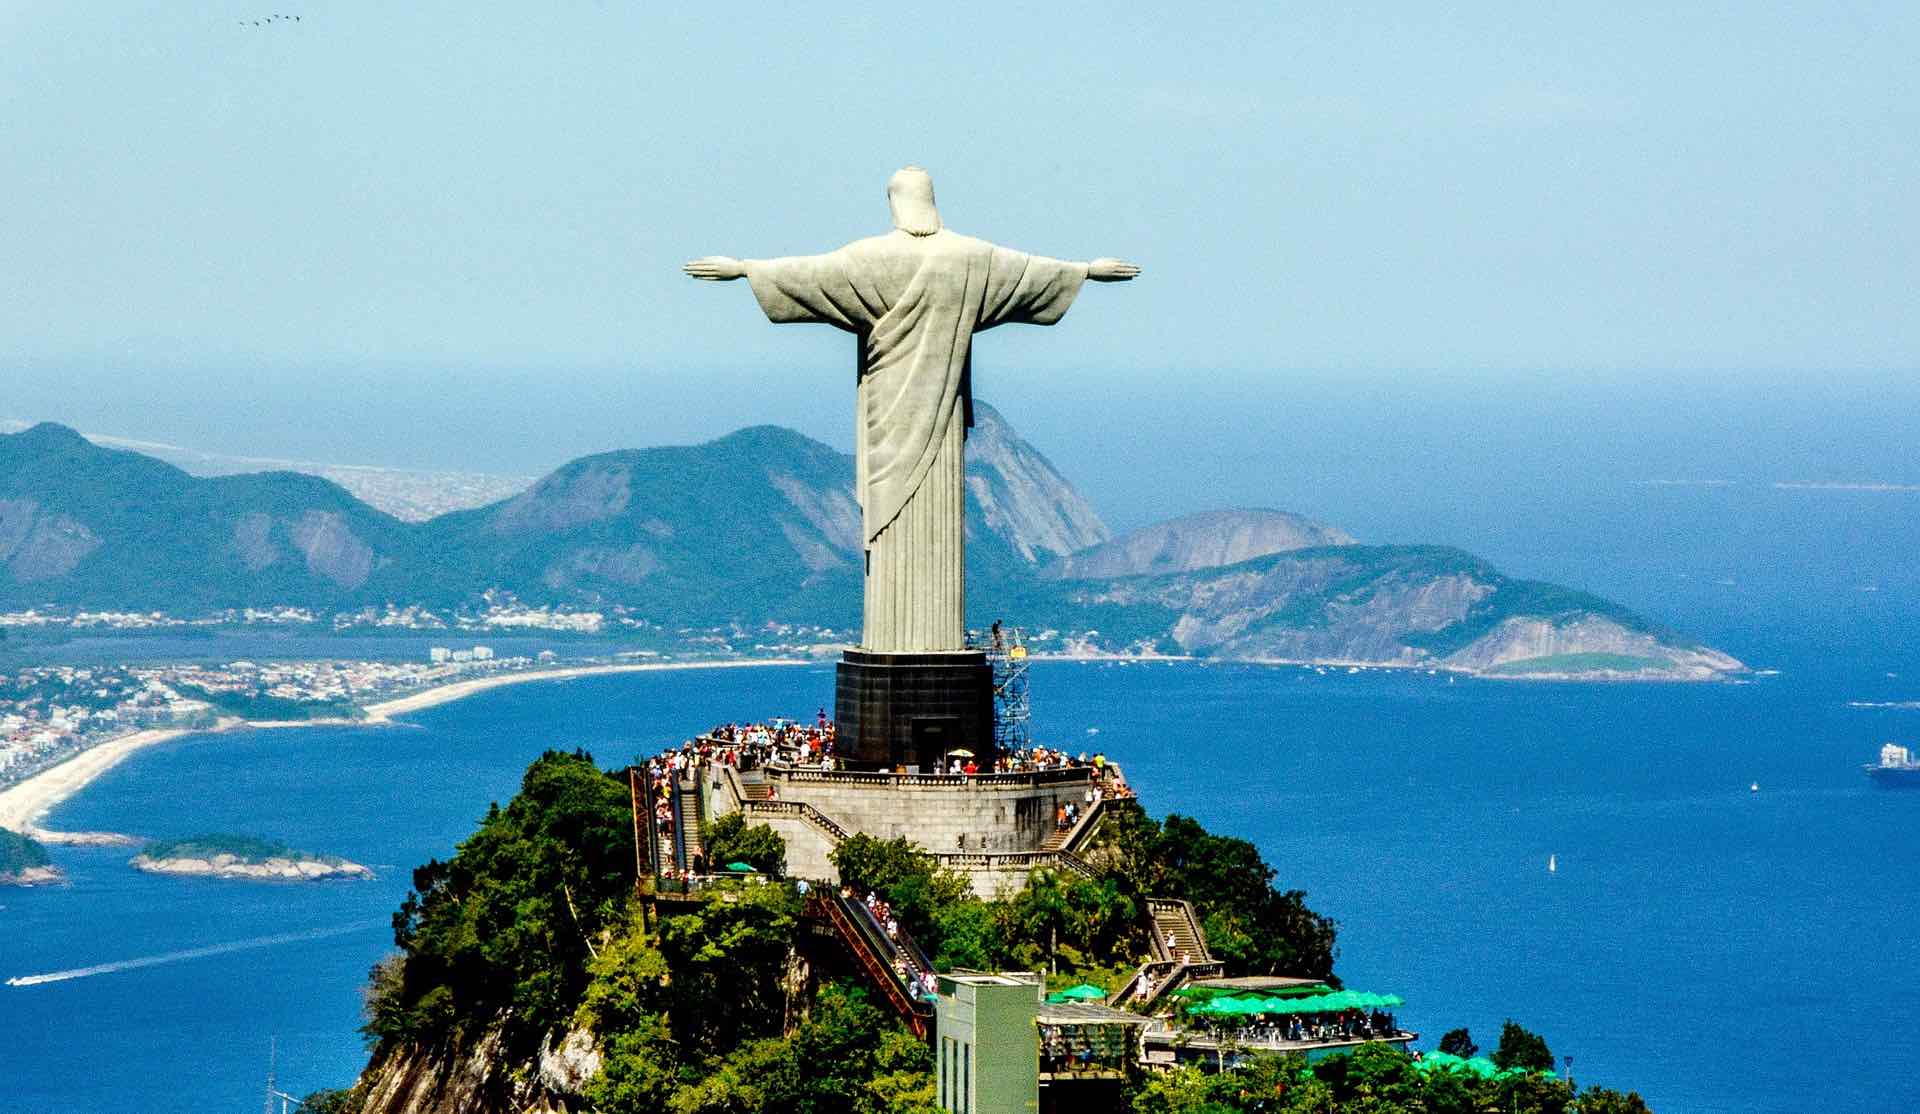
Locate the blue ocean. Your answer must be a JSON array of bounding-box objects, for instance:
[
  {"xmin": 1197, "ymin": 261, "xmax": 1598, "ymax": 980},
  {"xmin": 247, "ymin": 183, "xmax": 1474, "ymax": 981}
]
[{"xmin": 4, "ymin": 646, "xmax": 1919, "ymax": 1113}]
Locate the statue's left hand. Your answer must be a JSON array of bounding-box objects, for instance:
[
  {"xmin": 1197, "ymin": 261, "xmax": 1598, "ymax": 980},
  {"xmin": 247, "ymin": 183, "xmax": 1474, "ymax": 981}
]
[
  {"xmin": 1088, "ymin": 258, "xmax": 1141, "ymax": 282},
  {"xmin": 683, "ymin": 256, "xmax": 747, "ymax": 281}
]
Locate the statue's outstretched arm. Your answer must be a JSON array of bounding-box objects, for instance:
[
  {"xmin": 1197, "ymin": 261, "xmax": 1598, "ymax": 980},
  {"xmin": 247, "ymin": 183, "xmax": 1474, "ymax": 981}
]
[
  {"xmin": 1087, "ymin": 258, "xmax": 1141, "ymax": 282},
  {"xmin": 683, "ymin": 256, "xmax": 747, "ymax": 281}
]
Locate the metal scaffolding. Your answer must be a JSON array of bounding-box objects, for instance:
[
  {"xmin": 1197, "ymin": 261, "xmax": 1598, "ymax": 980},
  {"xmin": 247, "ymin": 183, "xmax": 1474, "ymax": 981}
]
[{"xmin": 987, "ymin": 620, "xmax": 1031, "ymax": 754}]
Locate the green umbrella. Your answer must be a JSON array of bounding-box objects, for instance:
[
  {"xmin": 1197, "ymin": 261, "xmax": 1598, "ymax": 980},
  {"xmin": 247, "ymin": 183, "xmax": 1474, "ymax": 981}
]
[
  {"xmin": 1379, "ymin": 994, "xmax": 1405, "ymax": 1008},
  {"xmin": 725, "ymin": 861, "xmax": 756, "ymax": 872},
  {"xmin": 1053, "ymin": 983, "xmax": 1109, "ymax": 1001}
]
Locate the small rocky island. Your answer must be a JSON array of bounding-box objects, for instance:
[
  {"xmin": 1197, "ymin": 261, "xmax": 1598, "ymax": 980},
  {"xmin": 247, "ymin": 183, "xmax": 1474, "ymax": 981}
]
[
  {"xmin": 132, "ymin": 834, "xmax": 372, "ymax": 881},
  {"xmin": 0, "ymin": 827, "xmax": 61, "ymax": 885}
]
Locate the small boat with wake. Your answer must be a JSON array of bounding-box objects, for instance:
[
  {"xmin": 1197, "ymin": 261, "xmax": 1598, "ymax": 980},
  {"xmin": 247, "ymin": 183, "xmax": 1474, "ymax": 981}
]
[{"xmin": 1864, "ymin": 743, "xmax": 1920, "ymax": 788}]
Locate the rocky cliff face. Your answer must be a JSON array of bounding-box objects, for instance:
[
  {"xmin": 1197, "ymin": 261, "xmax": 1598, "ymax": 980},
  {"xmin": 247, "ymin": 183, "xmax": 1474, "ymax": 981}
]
[
  {"xmin": 1440, "ymin": 615, "xmax": 1745, "ymax": 679},
  {"xmin": 355, "ymin": 1025, "xmax": 598, "ymax": 1114},
  {"xmin": 1045, "ymin": 508, "xmax": 1351, "ymax": 580},
  {"xmin": 964, "ymin": 401, "xmax": 1111, "ymax": 563},
  {"xmin": 130, "ymin": 851, "xmax": 373, "ymax": 880}
]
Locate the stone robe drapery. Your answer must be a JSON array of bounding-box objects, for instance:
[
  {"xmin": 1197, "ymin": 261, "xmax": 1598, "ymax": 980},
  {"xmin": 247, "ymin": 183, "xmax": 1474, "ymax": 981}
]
[{"xmin": 747, "ymin": 229, "xmax": 1087, "ymax": 652}]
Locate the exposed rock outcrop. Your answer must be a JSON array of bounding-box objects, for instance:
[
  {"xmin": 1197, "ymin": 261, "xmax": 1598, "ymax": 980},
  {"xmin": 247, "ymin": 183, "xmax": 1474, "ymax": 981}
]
[
  {"xmin": 1051, "ymin": 545, "xmax": 1744, "ymax": 680},
  {"xmin": 964, "ymin": 401, "xmax": 1111, "ymax": 563},
  {"xmin": 0, "ymin": 864, "xmax": 62, "ymax": 886},
  {"xmin": 1048, "ymin": 508, "xmax": 1352, "ymax": 580},
  {"xmin": 355, "ymin": 1024, "xmax": 594, "ymax": 1114},
  {"xmin": 131, "ymin": 852, "xmax": 373, "ymax": 881}
]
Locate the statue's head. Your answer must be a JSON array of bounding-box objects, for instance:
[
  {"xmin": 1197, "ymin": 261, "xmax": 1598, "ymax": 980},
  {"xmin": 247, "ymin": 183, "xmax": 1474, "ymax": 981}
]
[{"xmin": 887, "ymin": 166, "xmax": 942, "ymax": 236}]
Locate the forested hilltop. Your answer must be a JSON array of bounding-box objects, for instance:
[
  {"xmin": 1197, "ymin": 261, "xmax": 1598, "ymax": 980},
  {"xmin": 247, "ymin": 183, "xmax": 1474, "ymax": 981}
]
[
  {"xmin": 300, "ymin": 751, "xmax": 1654, "ymax": 1113},
  {"xmin": 0, "ymin": 412, "xmax": 1739, "ymax": 679},
  {"xmin": 0, "ymin": 826, "xmax": 56, "ymax": 884}
]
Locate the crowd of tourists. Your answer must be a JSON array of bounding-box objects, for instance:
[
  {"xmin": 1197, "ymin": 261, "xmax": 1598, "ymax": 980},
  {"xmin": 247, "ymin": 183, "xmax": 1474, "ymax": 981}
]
[
  {"xmin": 1235, "ymin": 1009, "xmax": 1402, "ymax": 1046},
  {"xmin": 1040, "ymin": 1023, "xmax": 1133, "ymax": 1075},
  {"xmin": 702, "ymin": 710, "xmax": 839, "ymax": 769}
]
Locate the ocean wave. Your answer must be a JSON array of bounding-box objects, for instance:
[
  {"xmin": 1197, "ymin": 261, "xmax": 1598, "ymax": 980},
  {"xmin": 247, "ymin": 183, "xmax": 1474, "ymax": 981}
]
[{"xmin": 1847, "ymin": 701, "xmax": 1920, "ymax": 710}]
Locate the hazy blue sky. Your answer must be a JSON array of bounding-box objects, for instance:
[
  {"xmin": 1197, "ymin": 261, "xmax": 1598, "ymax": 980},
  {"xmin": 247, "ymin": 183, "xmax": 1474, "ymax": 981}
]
[{"xmin": 4, "ymin": 3, "xmax": 1917, "ymax": 563}]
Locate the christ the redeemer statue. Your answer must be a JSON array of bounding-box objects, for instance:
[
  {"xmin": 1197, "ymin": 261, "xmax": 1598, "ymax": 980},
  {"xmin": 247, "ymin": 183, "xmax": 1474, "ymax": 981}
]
[{"xmin": 685, "ymin": 166, "xmax": 1138, "ymax": 654}]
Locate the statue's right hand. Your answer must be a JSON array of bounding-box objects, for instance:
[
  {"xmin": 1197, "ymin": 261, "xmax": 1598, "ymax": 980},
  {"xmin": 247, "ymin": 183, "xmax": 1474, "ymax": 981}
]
[{"xmin": 683, "ymin": 256, "xmax": 747, "ymax": 281}]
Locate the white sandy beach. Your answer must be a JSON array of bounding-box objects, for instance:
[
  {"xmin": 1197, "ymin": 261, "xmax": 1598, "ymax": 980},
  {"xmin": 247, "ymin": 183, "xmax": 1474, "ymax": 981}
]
[
  {"xmin": 0, "ymin": 726, "xmax": 206, "ymax": 840},
  {"xmin": 0, "ymin": 657, "xmax": 809, "ymax": 841},
  {"xmin": 361, "ymin": 658, "xmax": 809, "ymax": 719}
]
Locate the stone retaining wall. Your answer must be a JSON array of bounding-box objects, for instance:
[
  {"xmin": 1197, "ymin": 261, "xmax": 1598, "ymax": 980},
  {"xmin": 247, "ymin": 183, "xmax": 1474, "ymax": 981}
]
[{"xmin": 701, "ymin": 767, "xmax": 1098, "ymax": 899}]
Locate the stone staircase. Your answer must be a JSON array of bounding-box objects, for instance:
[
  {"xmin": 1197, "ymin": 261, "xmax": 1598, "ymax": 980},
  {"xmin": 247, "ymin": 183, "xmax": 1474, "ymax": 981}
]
[
  {"xmin": 1112, "ymin": 899, "xmax": 1222, "ymax": 1010},
  {"xmin": 1151, "ymin": 899, "xmax": 1210, "ymax": 965},
  {"xmin": 1040, "ymin": 794, "xmax": 1108, "ymax": 853}
]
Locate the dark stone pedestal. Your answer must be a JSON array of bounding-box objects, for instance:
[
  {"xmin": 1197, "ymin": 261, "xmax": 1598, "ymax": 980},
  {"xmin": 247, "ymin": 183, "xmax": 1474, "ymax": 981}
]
[{"xmin": 835, "ymin": 649, "xmax": 995, "ymax": 771}]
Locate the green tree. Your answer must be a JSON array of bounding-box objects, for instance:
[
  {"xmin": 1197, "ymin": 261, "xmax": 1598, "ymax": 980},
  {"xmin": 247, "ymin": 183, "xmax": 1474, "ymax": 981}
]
[
  {"xmin": 1127, "ymin": 1064, "xmax": 1234, "ymax": 1114},
  {"xmin": 297, "ymin": 1089, "xmax": 358, "ymax": 1114},
  {"xmin": 656, "ymin": 881, "xmax": 802, "ymax": 1052},
  {"xmin": 371, "ymin": 750, "xmax": 637, "ymax": 1052},
  {"xmin": 1573, "ymin": 1087, "xmax": 1653, "ymax": 1113},
  {"xmin": 1077, "ymin": 805, "xmax": 1338, "ymax": 980},
  {"xmin": 702, "ymin": 812, "xmax": 787, "ymax": 877},
  {"xmin": 828, "ymin": 833, "xmax": 972, "ymax": 955},
  {"xmin": 576, "ymin": 906, "xmax": 671, "ymax": 1035},
  {"xmin": 585, "ymin": 1015, "xmax": 681, "ymax": 1113},
  {"xmin": 1438, "ymin": 1027, "xmax": 1478, "ymax": 1058},
  {"xmin": 1494, "ymin": 1070, "xmax": 1575, "ymax": 1114},
  {"xmin": 929, "ymin": 899, "xmax": 1001, "ymax": 971},
  {"xmin": 1493, "ymin": 1019, "xmax": 1555, "ymax": 1072},
  {"xmin": 1001, "ymin": 870, "xmax": 1142, "ymax": 972}
]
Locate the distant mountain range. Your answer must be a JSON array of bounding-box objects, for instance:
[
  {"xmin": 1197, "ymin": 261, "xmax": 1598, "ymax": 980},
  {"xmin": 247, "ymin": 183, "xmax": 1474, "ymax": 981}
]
[
  {"xmin": 0, "ymin": 418, "xmax": 530, "ymax": 521},
  {"xmin": 0, "ymin": 407, "xmax": 1742, "ymax": 679}
]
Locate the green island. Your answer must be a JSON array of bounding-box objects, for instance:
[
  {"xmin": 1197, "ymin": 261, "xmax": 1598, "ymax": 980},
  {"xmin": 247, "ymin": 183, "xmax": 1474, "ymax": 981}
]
[
  {"xmin": 133, "ymin": 833, "xmax": 371, "ymax": 880},
  {"xmin": 0, "ymin": 826, "xmax": 57, "ymax": 884},
  {"xmin": 301, "ymin": 751, "xmax": 1655, "ymax": 1113}
]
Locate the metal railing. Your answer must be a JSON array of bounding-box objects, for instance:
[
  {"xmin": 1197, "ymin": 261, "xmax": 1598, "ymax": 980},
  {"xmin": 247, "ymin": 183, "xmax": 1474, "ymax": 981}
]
[
  {"xmin": 1113, "ymin": 957, "xmax": 1225, "ymax": 1011},
  {"xmin": 808, "ymin": 892, "xmax": 932, "ymax": 1037},
  {"xmin": 767, "ymin": 764, "xmax": 1100, "ymax": 789}
]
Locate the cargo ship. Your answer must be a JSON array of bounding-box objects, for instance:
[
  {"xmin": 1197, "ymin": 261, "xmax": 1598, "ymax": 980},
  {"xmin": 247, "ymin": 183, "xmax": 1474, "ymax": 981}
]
[{"xmin": 1864, "ymin": 743, "xmax": 1920, "ymax": 787}]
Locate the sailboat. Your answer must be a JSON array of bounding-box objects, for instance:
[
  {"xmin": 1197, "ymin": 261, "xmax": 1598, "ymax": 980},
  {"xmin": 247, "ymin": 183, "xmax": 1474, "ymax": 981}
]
[{"xmin": 1547, "ymin": 854, "xmax": 1557, "ymax": 874}]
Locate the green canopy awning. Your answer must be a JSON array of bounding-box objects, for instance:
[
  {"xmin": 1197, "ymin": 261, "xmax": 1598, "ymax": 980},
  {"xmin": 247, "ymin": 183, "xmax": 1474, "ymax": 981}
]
[
  {"xmin": 1190, "ymin": 996, "xmax": 1263, "ymax": 1016},
  {"xmin": 725, "ymin": 861, "xmax": 756, "ymax": 872},
  {"xmin": 1414, "ymin": 1053, "xmax": 1519, "ymax": 1080},
  {"xmin": 1047, "ymin": 983, "xmax": 1109, "ymax": 1002},
  {"xmin": 1266, "ymin": 983, "xmax": 1335, "ymax": 997}
]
